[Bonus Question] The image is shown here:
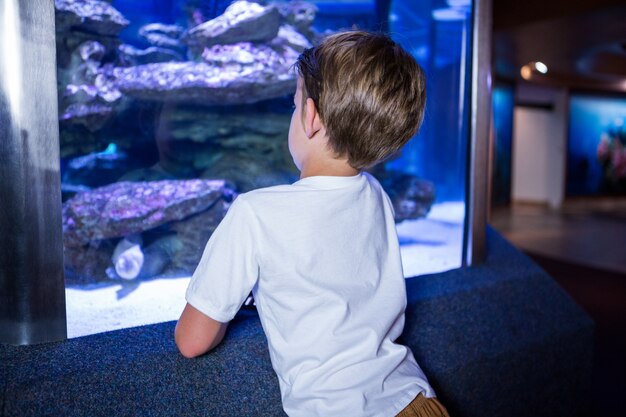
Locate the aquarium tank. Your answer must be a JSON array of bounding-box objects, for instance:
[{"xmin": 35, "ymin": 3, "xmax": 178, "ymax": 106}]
[
  {"xmin": 55, "ymin": 0, "xmax": 473, "ymax": 337},
  {"xmin": 491, "ymin": 83, "xmax": 514, "ymax": 205},
  {"xmin": 566, "ymin": 93, "xmax": 626, "ymax": 196}
]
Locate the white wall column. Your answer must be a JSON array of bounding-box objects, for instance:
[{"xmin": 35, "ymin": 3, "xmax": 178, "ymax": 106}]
[{"xmin": 511, "ymin": 84, "xmax": 567, "ymax": 209}]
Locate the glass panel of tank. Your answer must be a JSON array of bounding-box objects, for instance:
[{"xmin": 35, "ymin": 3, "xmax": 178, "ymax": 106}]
[{"xmin": 56, "ymin": 0, "xmax": 471, "ymax": 337}]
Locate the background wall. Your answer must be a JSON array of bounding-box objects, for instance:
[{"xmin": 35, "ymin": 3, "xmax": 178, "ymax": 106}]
[{"xmin": 511, "ymin": 84, "xmax": 567, "ymax": 208}]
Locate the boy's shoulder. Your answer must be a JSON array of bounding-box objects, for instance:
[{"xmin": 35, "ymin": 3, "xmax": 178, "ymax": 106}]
[
  {"xmin": 234, "ymin": 183, "xmax": 298, "ymax": 210},
  {"xmin": 246, "ymin": 183, "xmax": 296, "ymax": 194},
  {"xmin": 238, "ymin": 183, "xmax": 296, "ymax": 200}
]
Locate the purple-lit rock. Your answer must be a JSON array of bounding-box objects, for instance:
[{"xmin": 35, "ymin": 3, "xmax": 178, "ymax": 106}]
[
  {"xmin": 273, "ymin": 0, "xmax": 318, "ymax": 38},
  {"xmin": 139, "ymin": 23, "xmax": 184, "ymax": 44},
  {"xmin": 60, "ymin": 102, "xmax": 114, "ymax": 131},
  {"xmin": 202, "ymin": 41, "xmax": 300, "ymax": 69},
  {"xmin": 58, "ymin": 40, "xmax": 122, "ymax": 130},
  {"xmin": 63, "ymin": 84, "xmax": 99, "ymax": 105},
  {"xmin": 62, "ymin": 65, "xmax": 121, "ymax": 104},
  {"xmin": 271, "ymin": 24, "xmax": 312, "ymax": 52},
  {"xmin": 78, "ymin": 40, "xmax": 106, "ymax": 62},
  {"xmin": 62, "ymin": 179, "xmax": 229, "ymax": 248},
  {"xmin": 118, "ymin": 44, "xmax": 184, "ymax": 65},
  {"xmin": 55, "ymin": 0, "xmax": 129, "ymax": 36},
  {"xmin": 137, "ymin": 24, "xmax": 185, "ymax": 54},
  {"xmin": 182, "ymin": 1, "xmax": 281, "ymax": 48},
  {"xmin": 113, "ymin": 59, "xmax": 297, "ymax": 105}
]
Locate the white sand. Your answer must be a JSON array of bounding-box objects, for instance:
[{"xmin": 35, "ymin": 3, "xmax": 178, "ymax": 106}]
[
  {"xmin": 397, "ymin": 201, "xmax": 465, "ymax": 276},
  {"xmin": 66, "ymin": 278, "xmax": 189, "ymax": 338}
]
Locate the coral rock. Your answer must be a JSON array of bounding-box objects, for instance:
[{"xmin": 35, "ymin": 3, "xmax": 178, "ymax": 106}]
[
  {"xmin": 274, "ymin": 0, "xmax": 318, "ymax": 37},
  {"xmin": 139, "ymin": 23, "xmax": 185, "ymax": 41},
  {"xmin": 182, "ymin": 1, "xmax": 281, "ymax": 48},
  {"xmin": 59, "ymin": 102, "xmax": 114, "ymax": 131},
  {"xmin": 138, "ymin": 24, "xmax": 185, "ymax": 52},
  {"xmin": 113, "ymin": 59, "xmax": 297, "ymax": 105},
  {"xmin": 271, "ymin": 24, "xmax": 312, "ymax": 52},
  {"xmin": 55, "ymin": 0, "xmax": 129, "ymax": 36},
  {"xmin": 62, "ymin": 179, "xmax": 229, "ymax": 247},
  {"xmin": 118, "ymin": 44, "xmax": 184, "ymax": 65}
]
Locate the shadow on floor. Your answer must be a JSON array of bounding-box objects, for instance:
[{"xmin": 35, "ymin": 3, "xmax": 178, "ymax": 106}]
[
  {"xmin": 490, "ymin": 200, "xmax": 626, "ymax": 417},
  {"xmin": 527, "ymin": 253, "xmax": 626, "ymax": 417}
]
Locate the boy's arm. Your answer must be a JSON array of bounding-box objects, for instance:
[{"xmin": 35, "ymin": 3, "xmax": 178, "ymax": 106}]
[{"xmin": 175, "ymin": 303, "xmax": 229, "ymax": 358}]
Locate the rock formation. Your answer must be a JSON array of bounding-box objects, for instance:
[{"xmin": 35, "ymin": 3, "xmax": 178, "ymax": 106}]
[
  {"xmin": 182, "ymin": 1, "xmax": 281, "ymax": 49},
  {"xmin": 62, "ymin": 179, "xmax": 230, "ymax": 247},
  {"xmin": 112, "ymin": 56, "xmax": 296, "ymax": 105},
  {"xmin": 63, "ymin": 179, "xmax": 236, "ymax": 283},
  {"xmin": 55, "ymin": 0, "xmax": 129, "ymax": 36},
  {"xmin": 139, "ymin": 23, "xmax": 186, "ymax": 51}
]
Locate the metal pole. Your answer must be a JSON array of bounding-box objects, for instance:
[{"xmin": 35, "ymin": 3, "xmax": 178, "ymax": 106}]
[
  {"xmin": 463, "ymin": 0, "xmax": 492, "ymax": 265},
  {"xmin": 0, "ymin": 0, "xmax": 67, "ymax": 344}
]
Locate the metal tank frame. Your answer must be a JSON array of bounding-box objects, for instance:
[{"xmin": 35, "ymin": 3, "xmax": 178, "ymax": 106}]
[
  {"xmin": 464, "ymin": 0, "xmax": 492, "ymax": 265},
  {"xmin": 0, "ymin": 0, "xmax": 67, "ymax": 345},
  {"xmin": 0, "ymin": 0, "xmax": 492, "ymax": 345}
]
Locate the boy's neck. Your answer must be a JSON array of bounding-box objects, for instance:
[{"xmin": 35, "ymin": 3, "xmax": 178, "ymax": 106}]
[{"xmin": 299, "ymin": 159, "xmax": 360, "ymax": 179}]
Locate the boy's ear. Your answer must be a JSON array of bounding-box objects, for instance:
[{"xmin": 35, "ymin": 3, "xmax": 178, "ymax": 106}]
[{"xmin": 304, "ymin": 97, "xmax": 322, "ymax": 139}]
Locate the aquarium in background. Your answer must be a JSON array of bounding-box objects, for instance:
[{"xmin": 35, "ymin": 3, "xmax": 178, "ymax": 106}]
[
  {"xmin": 55, "ymin": 0, "xmax": 472, "ymax": 337},
  {"xmin": 566, "ymin": 94, "xmax": 626, "ymax": 196},
  {"xmin": 491, "ymin": 83, "xmax": 514, "ymax": 205}
]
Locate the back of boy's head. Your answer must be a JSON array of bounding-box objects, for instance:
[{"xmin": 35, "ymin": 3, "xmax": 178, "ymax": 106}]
[{"xmin": 295, "ymin": 30, "xmax": 426, "ymax": 170}]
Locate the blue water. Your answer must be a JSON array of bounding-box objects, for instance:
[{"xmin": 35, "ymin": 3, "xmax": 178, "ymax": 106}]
[
  {"xmin": 57, "ymin": 0, "xmax": 468, "ymax": 292},
  {"xmin": 57, "ymin": 0, "xmax": 474, "ymax": 336},
  {"xmin": 105, "ymin": 0, "xmax": 471, "ymax": 203},
  {"xmin": 387, "ymin": 0, "xmax": 471, "ymax": 201},
  {"xmin": 492, "ymin": 84, "xmax": 514, "ymax": 204}
]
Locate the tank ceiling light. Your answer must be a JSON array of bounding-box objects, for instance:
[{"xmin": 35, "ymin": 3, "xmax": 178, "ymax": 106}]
[
  {"xmin": 520, "ymin": 65, "xmax": 532, "ymax": 80},
  {"xmin": 534, "ymin": 61, "xmax": 548, "ymax": 74},
  {"xmin": 447, "ymin": 0, "xmax": 472, "ymax": 8},
  {"xmin": 432, "ymin": 8, "xmax": 467, "ymax": 21}
]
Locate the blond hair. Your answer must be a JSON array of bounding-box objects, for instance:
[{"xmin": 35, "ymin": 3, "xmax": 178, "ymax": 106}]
[{"xmin": 295, "ymin": 30, "xmax": 426, "ymax": 169}]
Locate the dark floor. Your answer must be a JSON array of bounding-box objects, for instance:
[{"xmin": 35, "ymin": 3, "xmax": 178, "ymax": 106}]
[{"xmin": 490, "ymin": 200, "xmax": 626, "ymax": 417}]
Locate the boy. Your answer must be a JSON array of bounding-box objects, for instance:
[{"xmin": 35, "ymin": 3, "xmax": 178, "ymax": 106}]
[{"xmin": 175, "ymin": 31, "xmax": 449, "ymax": 417}]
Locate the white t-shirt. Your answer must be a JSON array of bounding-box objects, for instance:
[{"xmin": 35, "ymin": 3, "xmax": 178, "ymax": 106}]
[{"xmin": 186, "ymin": 172, "xmax": 435, "ymax": 417}]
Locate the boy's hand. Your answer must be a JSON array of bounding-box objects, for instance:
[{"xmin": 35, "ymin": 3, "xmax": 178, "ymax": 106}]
[{"xmin": 175, "ymin": 303, "xmax": 228, "ymax": 358}]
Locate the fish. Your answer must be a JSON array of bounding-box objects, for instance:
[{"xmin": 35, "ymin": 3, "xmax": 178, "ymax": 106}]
[
  {"xmin": 106, "ymin": 233, "xmax": 182, "ymax": 281},
  {"xmin": 109, "ymin": 234, "xmax": 144, "ymax": 280}
]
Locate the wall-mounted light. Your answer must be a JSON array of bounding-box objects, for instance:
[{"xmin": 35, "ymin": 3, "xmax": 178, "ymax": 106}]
[
  {"xmin": 520, "ymin": 65, "xmax": 532, "ymax": 80},
  {"xmin": 534, "ymin": 61, "xmax": 548, "ymax": 74},
  {"xmin": 520, "ymin": 61, "xmax": 548, "ymax": 80}
]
